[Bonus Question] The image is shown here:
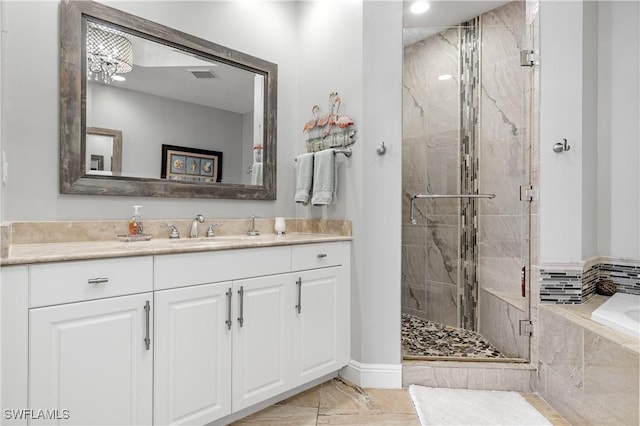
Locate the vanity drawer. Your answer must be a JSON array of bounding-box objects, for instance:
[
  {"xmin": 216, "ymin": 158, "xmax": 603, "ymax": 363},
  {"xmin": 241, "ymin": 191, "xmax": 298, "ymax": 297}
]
[
  {"xmin": 30, "ymin": 256, "xmax": 153, "ymax": 308},
  {"xmin": 155, "ymin": 246, "xmax": 291, "ymax": 290},
  {"xmin": 291, "ymin": 242, "xmax": 346, "ymax": 271}
]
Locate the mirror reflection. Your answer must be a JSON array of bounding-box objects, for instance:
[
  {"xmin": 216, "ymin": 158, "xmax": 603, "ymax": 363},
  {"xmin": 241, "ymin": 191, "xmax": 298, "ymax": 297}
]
[
  {"xmin": 59, "ymin": 0, "xmax": 277, "ymax": 199},
  {"xmin": 86, "ymin": 127, "xmax": 122, "ymax": 175},
  {"xmin": 85, "ymin": 19, "xmax": 263, "ymax": 185}
]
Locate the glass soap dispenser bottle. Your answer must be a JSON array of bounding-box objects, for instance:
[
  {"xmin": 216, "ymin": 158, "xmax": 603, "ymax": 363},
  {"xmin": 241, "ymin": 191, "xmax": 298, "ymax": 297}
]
[{"xmin": 129, "ymin": 205, "xmax": 143, "ymax": 235}]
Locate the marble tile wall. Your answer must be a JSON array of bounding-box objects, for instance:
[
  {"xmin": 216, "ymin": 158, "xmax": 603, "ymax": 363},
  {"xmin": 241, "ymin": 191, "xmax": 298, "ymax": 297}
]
[
  {"xmin": 403, "ymin": 360, "xmax": 536, "ymax": 392},
  {"xmin": 3, "ymin": 219, "xmax": 351, "ymax": 245},
  {"xmin": 403, "ymin": 27, "xmax": 461, "ymax": 328},
  {"xmin": 476, "ymin": 1, "xmax": 531, "ymax": 358},
  {"xmin": 477, "ymin": 1, "xmax": 527, "ymax": 297},
  {"xmin": 526, "ymin": 0, "xmax": 541, "ymax": 369},
  {"xmin": 478, "ymin": 289, "xmax": 529, "ymax": 359},
  {"xmin": 538, "ymin": 306, "xmax": 640, "ymax": 425},
  {"xmin": 402, "ymin": 2, "xmax": 534, "ymax": 349}
]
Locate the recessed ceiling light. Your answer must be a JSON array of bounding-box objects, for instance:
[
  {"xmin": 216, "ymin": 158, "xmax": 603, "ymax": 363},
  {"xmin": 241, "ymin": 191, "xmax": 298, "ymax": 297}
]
[
  {"xmin": 438, "ymin": 74, "xmax": 452, "ymax": 81},
  {"xmin": 410, "ymin": 1, "xmax": 430, "ymax": 14},
  {"xmin": 111, "ymin": 75, "xmax": 126, "ymax": 82}
]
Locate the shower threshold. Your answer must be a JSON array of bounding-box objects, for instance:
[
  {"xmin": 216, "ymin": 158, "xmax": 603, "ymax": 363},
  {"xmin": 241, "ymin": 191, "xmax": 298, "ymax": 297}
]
[{"xmin": 401, "ymin": 314, "xmax": 526, "ymax": 362}]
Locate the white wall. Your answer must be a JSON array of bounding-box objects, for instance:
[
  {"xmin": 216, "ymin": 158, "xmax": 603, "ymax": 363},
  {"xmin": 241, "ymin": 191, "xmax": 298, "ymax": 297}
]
[
  {"xmin": 540, "ymin": 0, "xmax": 586, "ymax": 262},
  {"xmin": 89, "ymin": 84, "xmax": 244, "ymax": 183},
  {"xmin": 295, "ymin": 0, "xmax": 403, "ymax": 372},
  {"xmin": 295, "ymin": 0, "xmax": 403, "ymax": 376},
  {"xmin": 581, "ymin": 1, "xmax": 598, "ymax": 260},
  {"xmin": 540, "ymin": 0, "xmax": 640, "ymax": 264},
  {"xmin": 1, "ymin": 1, "xmax": 298, "ymax": 221},
  {"xmin": 360, "ymin": 1, "xmax": 403, "ymax": 367},
  {"xmin": 597, "ymin": 1, "xmax": 640, "ymax": 260},
  {"xmin": 0, "ymin": 0, "xmax": 5, "ymax": 223},
  {"xmin": 2, "ymin": 0, "xmax": 405, "ymax": 376}
]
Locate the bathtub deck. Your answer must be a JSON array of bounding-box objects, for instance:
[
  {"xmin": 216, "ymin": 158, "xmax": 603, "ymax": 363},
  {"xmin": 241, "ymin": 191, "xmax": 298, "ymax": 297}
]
[{"xmin": 541, "ymin": 294, "xmax": 639, "ymax": 355}]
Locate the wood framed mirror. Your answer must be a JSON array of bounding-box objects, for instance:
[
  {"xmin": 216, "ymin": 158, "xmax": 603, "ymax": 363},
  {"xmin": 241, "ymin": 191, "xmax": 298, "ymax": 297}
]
[
  {"xmin": 60, "ymin": 0, "xmax": 277, "ymax": 199},
  {"xmin": 86, "ymin": 127, "xmax": 122, "ymax": 175}
]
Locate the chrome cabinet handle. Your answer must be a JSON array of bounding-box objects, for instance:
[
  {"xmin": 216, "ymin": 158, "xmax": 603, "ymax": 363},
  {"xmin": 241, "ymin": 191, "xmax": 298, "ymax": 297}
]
[
  {"xmin": 225, "ymin": 288, "xmax": 232, "ymax": 330},
  {"xmin": 237, "ymin": 286, "xmax": 244, "ymax": 327},
  {"xmin": 88, "ymin": 277, "xmax": 109, "ymax": 284},
  {"xmin": 317, "ymin": 254, "xmax": 327, "ymax": 259},
  {"xmin": 144, "ymin": 300, "xmax": 151, "ymax": 350},
  {"xmin": 295, "ymin": 277, "xmax": 302, "ymax": 314}
]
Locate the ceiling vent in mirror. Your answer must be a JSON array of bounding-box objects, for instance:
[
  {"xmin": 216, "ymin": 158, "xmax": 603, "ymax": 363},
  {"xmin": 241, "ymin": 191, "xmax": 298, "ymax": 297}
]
[{"xmin": 189, "ymin": 69, "xmax": 217, "ymax": 79}]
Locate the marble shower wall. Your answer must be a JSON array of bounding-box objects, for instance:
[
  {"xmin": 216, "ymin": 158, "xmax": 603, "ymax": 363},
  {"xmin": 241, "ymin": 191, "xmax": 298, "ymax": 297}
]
[
  {"xmin": 477, "ymin": 1, "xmax": 527, "ymax": 294},
  {"xmin": 403, "ymin": 27, "xmax": 461, "ymax": 327},
  {"xmin": 402, "ymin": 2, "xmax": 530, "ymax": 344},
  {"xmin": 477, "ymin": 1, "xmax": 530, "ymax": 358}
]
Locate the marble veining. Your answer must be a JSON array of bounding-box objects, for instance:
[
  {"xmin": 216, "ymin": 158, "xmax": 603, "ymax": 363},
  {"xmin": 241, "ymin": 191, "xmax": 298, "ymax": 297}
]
[
  {"xmin": 539, "ymin": 299, "xmax": 639, "ymax": 425},
  {"xmin": 1, "ymin": 219, "xmax": 352, "ymax": 265}
]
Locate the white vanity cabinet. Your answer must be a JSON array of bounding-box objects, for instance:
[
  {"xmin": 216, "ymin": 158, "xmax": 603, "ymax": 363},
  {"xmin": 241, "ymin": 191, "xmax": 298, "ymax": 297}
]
[
  {"xmin": 290, "ymin": 243, "xmax": 350, "ymax": 387},
  {"xmin": 29, "ymin": 293, "xmax": 153, "ymax": 425},
  {"xmin": 154, "ymin": 242, "xmax": 350, "ymax": 422},
  {"xmin": 231, "ymin": 274, "xmax": 295, "ymax": 411},
  {"xmin": 1, "ymin": 240, "xmax": 350, "ymax": 426},
  {"xmin": 27, "ymin": 257, "xmax": 154, "ymax": 426},
  {"xmin": 154, "ymin": 282, "xmax": 232, "ymax": 425}
]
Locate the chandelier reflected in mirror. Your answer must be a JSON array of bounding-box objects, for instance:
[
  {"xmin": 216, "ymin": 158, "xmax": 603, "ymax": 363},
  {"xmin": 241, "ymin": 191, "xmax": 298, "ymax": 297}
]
[{"xmin": 86, "ymin": 22, "xmax": 133, "ymax": 84}]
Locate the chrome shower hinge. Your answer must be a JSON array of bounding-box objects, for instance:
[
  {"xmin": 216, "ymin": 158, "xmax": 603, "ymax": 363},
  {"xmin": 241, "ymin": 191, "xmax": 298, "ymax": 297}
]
[
  {"xmin": 520, "ymin": 320, "xmax": 534, "ymax": 336},
  {"xmin": 520, "ymin": 185, "xmax": 535, "ymax": 202},
  {"xmin": 520, "ymin": 50, "xmax": 536, "ymax": 67}
]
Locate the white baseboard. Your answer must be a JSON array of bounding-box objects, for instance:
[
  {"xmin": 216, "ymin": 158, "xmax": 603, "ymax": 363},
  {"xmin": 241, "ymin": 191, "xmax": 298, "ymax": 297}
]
[{"xmin": 339, "ymin": 359, "xmax": 402, "ymax": 389}]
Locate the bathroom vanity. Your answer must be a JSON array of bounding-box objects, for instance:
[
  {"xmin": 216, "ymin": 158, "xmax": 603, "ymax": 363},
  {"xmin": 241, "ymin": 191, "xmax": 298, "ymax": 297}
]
[{"xmin": 1, "ymin": 231, "xmax": 351, "ymax": 425}]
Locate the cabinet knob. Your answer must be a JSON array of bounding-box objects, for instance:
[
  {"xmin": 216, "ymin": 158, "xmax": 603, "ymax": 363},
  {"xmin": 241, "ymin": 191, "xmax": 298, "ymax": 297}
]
[{"xmin": 317, "ymin": 254, "xmax": 327, "ymax": 259}]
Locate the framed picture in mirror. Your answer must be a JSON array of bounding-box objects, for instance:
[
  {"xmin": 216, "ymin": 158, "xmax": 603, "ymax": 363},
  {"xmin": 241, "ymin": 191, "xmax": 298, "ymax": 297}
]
[{"xmin": 161, "ymin": 144, "xmax": 223, "ymax": 183}]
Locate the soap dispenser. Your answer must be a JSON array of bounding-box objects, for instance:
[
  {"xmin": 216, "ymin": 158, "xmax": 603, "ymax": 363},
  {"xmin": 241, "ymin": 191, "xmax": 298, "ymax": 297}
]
[{"xmin": 129, "ymin": 205, "xmax": 143, "ymax": 235}]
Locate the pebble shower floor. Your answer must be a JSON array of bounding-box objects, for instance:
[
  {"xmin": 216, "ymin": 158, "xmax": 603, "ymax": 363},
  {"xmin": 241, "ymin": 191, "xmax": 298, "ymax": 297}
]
[{"xmin": 401, "ymin": 313, "xmax": 505, "ymax": 359}]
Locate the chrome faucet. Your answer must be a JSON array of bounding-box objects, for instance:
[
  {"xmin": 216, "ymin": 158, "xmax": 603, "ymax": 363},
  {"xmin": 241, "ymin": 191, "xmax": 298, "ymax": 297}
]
[
  {"xmin": 163, "ymin": 224, "xmax": 180, "ymax": 239},
  {"xmin": 247, "ymin": 213, "xmax": 260, "ymax": 236},
  {"xmin": 190, "ymin": 214, "xmax": 204, "ymax": 238}
]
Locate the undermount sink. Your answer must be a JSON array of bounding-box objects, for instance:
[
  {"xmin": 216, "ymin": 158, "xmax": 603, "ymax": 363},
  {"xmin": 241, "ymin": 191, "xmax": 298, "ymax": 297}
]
[{"xmin": 167, "ymin": 235, "xmax": 257, "ymax": 244}]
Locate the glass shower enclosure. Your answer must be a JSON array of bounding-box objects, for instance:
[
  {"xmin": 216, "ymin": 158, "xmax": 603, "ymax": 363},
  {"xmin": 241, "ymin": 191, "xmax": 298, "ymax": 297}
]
[{"xmin": 401, "ymin": 1, "xmax": 533, "ymax": 361}]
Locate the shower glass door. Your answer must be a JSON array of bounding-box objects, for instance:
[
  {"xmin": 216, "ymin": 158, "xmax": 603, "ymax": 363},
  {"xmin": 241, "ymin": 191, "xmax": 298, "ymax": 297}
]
[{"xmin": 401, "ymin": 1, "xmax": 532, "ymax": 361}]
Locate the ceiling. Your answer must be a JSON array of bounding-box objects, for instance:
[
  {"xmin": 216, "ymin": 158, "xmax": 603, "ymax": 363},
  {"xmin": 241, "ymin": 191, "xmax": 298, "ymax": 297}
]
[
  {"xmin": 95, "ymin": 1, "xmax": 512, "ymax": 108},
  {"xmin": 402, "ymin": 0, "xmax": 510, "ymax": 46},
  {"xmin": 91, "ymin": 29, "xmax": 257, "ymax": 114}
]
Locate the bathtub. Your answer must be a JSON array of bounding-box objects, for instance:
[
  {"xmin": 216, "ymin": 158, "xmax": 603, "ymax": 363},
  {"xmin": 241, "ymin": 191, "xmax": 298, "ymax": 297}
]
[{"xmin": 591, "ymin": 292, "xmax": 640, "ymax": 339}]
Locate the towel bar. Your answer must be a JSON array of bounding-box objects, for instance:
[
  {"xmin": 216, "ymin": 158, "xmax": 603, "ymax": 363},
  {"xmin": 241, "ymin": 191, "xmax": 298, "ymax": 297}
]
[{"xmin": 295, "ymin": 148, "xmax": 352, "ymax": 161}]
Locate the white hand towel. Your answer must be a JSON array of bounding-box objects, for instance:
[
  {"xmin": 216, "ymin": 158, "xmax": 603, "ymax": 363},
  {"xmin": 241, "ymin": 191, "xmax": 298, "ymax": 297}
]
[
  {"xmin": 251, "ymin": 162, "xmax": 263, "ymax": 185},
  {"xmin": 311, "ymin": 149, "xmax": 337, "ymax": 205},
  {"xmin": 295, "ymin": 153, "xmax": 314, "ymax": 205}
]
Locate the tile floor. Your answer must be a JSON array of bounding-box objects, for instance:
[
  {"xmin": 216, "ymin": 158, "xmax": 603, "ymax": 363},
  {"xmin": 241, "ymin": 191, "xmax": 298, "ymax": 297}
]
[
  {"xmin": 402, "ymin": 314, "xmax": 505, "ymax": 359},
  {"xmin": 230, "ymin": 377, "xmax": 570, "ymax": 425}
]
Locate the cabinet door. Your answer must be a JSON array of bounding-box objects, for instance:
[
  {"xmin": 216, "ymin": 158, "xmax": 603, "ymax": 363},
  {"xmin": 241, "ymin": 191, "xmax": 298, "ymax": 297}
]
[
  {"xmin": 154, "ymin": 282, "xmax": 232, "ymax": 425},
  {"xmin": 292, "ymin": 266, "xmax": 349, "ymax": 385},
  {"xmin": 29, "ymin": 293, "xmax": 153, "ymax": 425},
  {"xmin": 232, "ymin": 275, "xmax": 294, "ymax": 411}
]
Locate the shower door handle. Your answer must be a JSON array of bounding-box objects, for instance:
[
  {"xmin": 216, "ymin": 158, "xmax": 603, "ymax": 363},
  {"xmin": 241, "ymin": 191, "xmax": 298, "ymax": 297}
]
[{"xmin": 521, "ymin": 266, "xmax": 526, "ymax": 298}]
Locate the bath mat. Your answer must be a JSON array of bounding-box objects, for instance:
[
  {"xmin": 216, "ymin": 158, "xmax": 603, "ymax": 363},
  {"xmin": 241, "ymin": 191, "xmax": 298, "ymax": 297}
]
[{"xmin": 409, "ymin": 385, "xmax": 551, "ymax": 425}]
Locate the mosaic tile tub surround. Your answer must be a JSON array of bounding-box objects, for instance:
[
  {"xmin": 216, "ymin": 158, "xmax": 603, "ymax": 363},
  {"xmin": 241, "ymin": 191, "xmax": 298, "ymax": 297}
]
[{"xmin": 541, "ymin": 258, "xmax": 640, "ymax": 304}]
